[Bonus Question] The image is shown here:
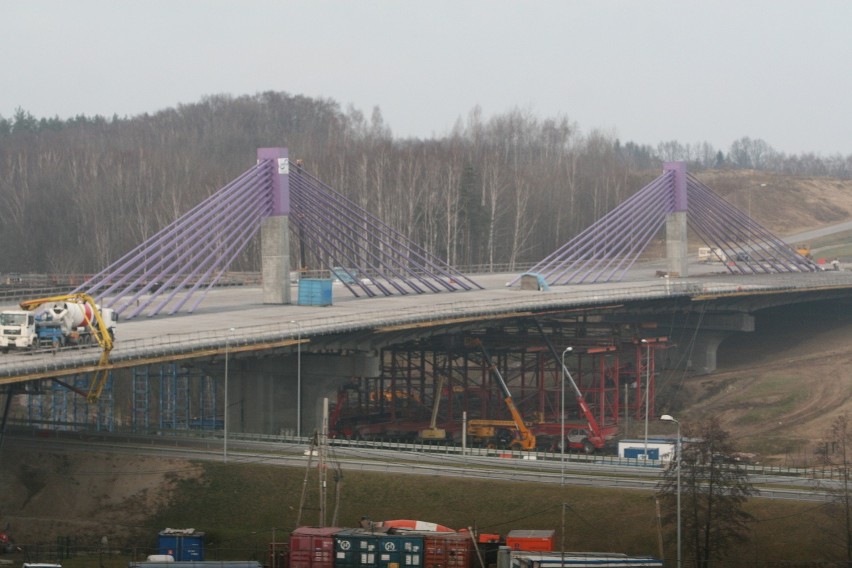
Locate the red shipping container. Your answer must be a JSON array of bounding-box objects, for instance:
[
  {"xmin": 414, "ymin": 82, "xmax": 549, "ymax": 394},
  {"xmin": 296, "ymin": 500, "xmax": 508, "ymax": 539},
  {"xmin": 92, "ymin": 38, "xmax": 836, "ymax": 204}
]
[
  {"xmin": 505, "ymin": 530, "xmax": 554, "ymax": 552},
  {"xmin": 422, "ymin": 533, "xmax": 475, "ymax": 568},
  {"xmin": 290, "ymin": 527, "xmax": 343, "ymax": 568}
]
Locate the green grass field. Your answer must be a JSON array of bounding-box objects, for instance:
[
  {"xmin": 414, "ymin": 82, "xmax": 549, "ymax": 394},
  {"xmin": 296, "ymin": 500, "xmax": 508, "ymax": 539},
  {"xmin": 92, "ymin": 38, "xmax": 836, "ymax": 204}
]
[{"xmin": 63, "ymin": 461, "xmax": 832, "ymax": 567}]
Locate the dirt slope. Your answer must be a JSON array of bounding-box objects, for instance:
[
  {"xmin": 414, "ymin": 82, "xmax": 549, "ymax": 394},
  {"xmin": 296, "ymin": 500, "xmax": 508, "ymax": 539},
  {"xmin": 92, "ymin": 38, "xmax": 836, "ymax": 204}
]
[
  {"xmin": 674, "ymin": 301, "xmax": 852, "ymax": 463},
  {"xmin": 0, "ymin": 449, "xmax": 202, "ymax": 548},
  {"xmin": 669, "ymin": 171, "xmax": 852, "ymax": 463},
  {"xmin": 2, "ymin": 170, "xmax": 852, "ymax": 549}
]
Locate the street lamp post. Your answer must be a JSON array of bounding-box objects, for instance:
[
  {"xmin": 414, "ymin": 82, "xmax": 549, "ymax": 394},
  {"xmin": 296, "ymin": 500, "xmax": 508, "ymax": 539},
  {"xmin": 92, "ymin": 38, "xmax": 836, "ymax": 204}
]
[
  {"xmin": 641, "ymin": 339, "xmax": 650, "ymax": 461},
  {"xmin": 224, "ymin": 327, "xmax": 235, "ymax": 462},
  {"xmin": 291, "ymin": 320, "xmax": 303, "ymax": 438},
  {"xmin": 661, "ymin": 414, "xmax": 681, "ymax": 568},
  {"xmin": 560, "ymin": 346, "xmax": 573, "ymax": 486}
]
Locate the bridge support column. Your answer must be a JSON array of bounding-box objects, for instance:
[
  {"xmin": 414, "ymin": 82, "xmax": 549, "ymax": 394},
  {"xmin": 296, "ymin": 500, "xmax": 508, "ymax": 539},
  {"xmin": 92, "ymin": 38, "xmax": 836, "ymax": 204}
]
[
  {"xmin": 664, "ymin": 162, "xmax": 689, "ymax": 277},
  {"xmin": 664, "ymin": 331, "xmax": 728, "ymax": 375},
  {"xmin": 659, "ymin": 312, "xmax": 755, "ymax": 374},
  {"xmin": 259, "ymin": 147, "xmax": 292, "ymax": 304},
  {"xmin": 224, "ymin": 352, "xmax": 380, "ymax": 436}
]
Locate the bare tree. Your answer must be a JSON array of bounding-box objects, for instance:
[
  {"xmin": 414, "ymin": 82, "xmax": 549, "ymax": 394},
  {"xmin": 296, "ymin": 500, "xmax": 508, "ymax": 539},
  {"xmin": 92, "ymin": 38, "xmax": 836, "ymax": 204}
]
[
  {"xmin": 816, "ymin": 413, "xmax": 852, "ymax": 566},
  {"xmin": 656, "ymin": 416, "xmax": 756, "ymax": 567}
]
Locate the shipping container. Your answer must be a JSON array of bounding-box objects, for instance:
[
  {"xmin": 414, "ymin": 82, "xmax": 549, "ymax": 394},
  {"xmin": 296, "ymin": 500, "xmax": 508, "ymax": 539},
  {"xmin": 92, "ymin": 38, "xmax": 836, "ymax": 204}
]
[
  {"xmin": 290, "ymin": 527, "xmax": 342, "ymax": 568},
  {"xmin": 505, "ymin": 531, "xmax": 554, "ymax": 552},
  {"xmin": 334, "ymin": 529, "xmax": 380, "ymax": 568},
  {"xmin": 157, "ymin": 530, "xmax": 205, "ymax": 561},
  {"xmin": 617, "ymin": 439, "xmax": 675, "ymax": 462},
  {"xmin": 421, "ymin": 532, "xmax": 475, "ymax": 568},
  {"xmin": 376, "ymin": 532, "xmax": 423, "ymax": 568},
  {"xmin": 298, "ymin": 279, "xmax": 333, "ymax": 306}
]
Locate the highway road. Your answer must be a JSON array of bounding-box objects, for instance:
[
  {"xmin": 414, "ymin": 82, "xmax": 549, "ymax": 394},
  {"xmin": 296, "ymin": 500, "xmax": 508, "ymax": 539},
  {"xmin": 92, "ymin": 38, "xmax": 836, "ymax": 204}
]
[{"xmin": 4, "ymin": 431, "xmax": 835, "ymax": 503}]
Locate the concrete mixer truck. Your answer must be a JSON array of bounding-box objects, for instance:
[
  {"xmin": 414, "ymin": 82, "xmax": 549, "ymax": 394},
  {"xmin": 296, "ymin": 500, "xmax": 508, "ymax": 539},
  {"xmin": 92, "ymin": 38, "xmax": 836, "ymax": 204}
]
[{"xmin": 0, "ymin": 293, "xmax": 116, "ymax": 351}]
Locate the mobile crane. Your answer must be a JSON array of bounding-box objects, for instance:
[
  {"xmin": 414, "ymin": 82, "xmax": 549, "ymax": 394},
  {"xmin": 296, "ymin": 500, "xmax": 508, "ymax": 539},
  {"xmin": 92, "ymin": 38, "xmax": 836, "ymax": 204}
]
[
  {"xmin": 534, "ymin": 320, "xmax": 609, "ymax": 454},
  {"xmin": 17, "ymin": 293, "xmax": 115, "ymax": 403},
  {"xmin": 466, "ymin": 340, "xmax": 537, "ymax": 451}
]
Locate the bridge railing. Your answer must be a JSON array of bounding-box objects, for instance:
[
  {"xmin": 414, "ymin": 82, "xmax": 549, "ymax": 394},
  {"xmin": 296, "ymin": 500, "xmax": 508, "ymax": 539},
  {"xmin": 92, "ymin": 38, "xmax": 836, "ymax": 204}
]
[{"xmin": 3, "ymin": 272, "xmax": 852, "ymax": 376}]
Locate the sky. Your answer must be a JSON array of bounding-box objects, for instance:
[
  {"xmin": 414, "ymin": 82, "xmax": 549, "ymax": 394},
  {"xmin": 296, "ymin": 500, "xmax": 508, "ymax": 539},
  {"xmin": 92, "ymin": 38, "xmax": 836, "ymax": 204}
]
[{"xmin": 3, "ymin": 1, "xmax": 851, "ymax": 156}]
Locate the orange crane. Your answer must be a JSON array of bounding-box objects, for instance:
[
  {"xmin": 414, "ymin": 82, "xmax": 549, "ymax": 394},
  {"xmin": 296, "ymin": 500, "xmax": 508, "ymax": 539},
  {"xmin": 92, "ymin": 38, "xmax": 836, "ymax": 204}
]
[{"xmin": 467, "ymin": 340, "xmax": 537, "ymax": 451}]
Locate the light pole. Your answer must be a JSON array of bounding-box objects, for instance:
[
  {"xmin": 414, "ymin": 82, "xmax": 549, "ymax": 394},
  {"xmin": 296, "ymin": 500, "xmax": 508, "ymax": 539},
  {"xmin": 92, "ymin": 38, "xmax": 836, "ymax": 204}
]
[
  {"xmin": 224, "ymin": 327, "xmax": 235, "ymax": 462},
  {"xmin": 641, "ymin": 339, "xmax": 651, "ymax": 461},
  {"xmin": 291, "ymin": 320, "xmax": 303, "ymax": 438},
  {"xmin": 661, "ymin": 414, "xmax": 681, "ymax": 568},
  {"xmin": 560, "ymin": 346, "xmax": 573, "ymax": 486}
]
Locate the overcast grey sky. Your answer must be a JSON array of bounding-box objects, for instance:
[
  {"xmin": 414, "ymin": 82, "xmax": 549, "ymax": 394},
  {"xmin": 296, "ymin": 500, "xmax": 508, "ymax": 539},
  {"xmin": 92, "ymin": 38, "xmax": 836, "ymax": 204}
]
[{"xmin": 3, "ymin": 1, "xmax": 850, "ymax": 156}]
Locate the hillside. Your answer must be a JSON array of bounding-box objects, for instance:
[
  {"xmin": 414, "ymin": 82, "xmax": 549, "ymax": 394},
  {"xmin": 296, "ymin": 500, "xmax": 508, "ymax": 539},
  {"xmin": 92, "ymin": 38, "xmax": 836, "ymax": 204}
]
[
  {"xmin": 1, "ymin": 170, "xmax": 852, "ymax": 563},
  {"xmin": 672, "ymin": 171, "xmax": 852, "ymax": 463},
  {"xmin": 0, "ymin": 444, "xmax": 838, "ymax": 566}
]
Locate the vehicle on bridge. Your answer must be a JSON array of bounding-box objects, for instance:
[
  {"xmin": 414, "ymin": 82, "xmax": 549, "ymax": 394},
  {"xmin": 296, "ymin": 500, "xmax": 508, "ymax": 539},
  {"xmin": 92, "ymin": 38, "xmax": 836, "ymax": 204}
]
[
  {"xmin": 1, "ymin": 293, "xmax": 115, "ymax": 402},
  {"xmin": 0, "ymin": 294, "xmax": 116, "ymax": 351},
  {"xmin": 698, "ymin": 246, "xmax": 726, "ymax": 263}
]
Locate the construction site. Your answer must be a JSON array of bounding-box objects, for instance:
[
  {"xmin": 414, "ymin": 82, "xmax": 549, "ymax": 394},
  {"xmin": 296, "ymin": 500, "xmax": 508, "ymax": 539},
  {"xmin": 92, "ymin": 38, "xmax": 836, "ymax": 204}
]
[
  {"xmin": 6, "ymin": 309, "xmax": 670, "ymax": 458},
  {"xmin": 327, "ymin": 319, "xmax": 669, "ymax": 454}
]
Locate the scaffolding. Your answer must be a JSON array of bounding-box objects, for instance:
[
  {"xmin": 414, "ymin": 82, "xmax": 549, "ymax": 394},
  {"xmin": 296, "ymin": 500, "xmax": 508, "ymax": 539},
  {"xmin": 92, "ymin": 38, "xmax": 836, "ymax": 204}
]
[{"xmin": 26, "ymin": 374, "xmax": 114, "ymax": 432}]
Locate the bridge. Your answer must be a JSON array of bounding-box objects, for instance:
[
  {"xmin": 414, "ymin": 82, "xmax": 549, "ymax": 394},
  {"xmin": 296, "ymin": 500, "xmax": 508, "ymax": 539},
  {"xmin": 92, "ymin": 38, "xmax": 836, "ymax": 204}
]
[{"xmin": 2, "ymin": 149, "xmax": 850, "ymax": 444}]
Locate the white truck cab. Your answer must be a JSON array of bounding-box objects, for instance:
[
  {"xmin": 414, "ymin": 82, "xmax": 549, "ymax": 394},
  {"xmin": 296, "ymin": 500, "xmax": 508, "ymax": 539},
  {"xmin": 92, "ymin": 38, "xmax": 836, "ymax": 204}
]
[{"xmin": 0, "ymin": 310, "xmax": 37, "ymax": 349}]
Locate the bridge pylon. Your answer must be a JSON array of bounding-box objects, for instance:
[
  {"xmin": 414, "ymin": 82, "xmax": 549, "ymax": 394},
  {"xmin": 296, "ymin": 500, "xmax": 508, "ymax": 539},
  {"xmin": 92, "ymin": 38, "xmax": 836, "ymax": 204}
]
[
  {"xmin": 74, "ymin": 147, "xmax": 481, "ymax": 319},
  {"xmin": 510, "ymin": 161, "xmax": 819, "ymax": 287}
]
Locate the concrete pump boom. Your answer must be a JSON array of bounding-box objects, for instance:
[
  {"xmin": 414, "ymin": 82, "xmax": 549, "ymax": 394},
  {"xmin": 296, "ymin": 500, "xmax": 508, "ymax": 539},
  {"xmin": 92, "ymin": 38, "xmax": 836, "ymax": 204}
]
[{"xmin": 19, "ymin": 293, "xmax": 114, "ymax": 403}]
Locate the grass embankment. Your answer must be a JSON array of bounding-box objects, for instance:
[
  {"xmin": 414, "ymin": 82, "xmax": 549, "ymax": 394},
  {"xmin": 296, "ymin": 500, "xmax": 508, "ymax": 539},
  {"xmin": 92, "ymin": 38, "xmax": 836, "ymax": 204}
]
[{"xmin": 58, "ymin": 460, "xmax": 839, "ymax": 568}]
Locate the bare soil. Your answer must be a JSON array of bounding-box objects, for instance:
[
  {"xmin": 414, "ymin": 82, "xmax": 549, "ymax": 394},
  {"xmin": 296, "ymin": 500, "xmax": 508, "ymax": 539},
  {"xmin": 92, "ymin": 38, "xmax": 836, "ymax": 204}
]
[
  {"xmin": 2, "ymin": 170, "xmax": 852, "ymax": 551},
  {"xmin": 0, "ymin": 448, "xmax": 203, "ymax": 551}
]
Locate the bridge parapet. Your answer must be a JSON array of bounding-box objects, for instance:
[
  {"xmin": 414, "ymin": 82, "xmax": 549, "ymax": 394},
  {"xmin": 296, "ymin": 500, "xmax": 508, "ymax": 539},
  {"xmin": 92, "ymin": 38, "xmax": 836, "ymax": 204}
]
[{"xmin": 3, "ymin": 271, "xmax": 852, "ymax": 384}]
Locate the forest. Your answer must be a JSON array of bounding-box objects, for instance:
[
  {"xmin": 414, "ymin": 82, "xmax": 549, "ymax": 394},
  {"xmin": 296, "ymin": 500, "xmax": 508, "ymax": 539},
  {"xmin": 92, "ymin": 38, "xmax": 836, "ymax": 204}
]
[{"xmin": 2, "ymin": 92, "xmax": 851, "ymax": 275}]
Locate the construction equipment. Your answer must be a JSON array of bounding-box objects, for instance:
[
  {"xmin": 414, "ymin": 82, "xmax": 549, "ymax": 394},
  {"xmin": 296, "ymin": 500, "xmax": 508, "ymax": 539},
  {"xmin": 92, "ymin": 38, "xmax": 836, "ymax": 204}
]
[
  {"xmin": 697, "ymin": 246, "xmax": 726, "ymax": 263},
  {"xmin": 795, "ymin": 243, "xmax": 812, "ymax": 258},
  {"xmin": 534, "ymin": 321, "xmax": 608, "ymax": 453},
  {"xmin": 2, "ymin": 295, "xmax": 116, "ymax": 351},
  {"xmin": 419, "ymin": 375, "xmax": 447, "ymax": 440},
  {"xmin": 467, "ymin": 340, "xmax": 537, "ymax": 451},
  {"xmin": 17, "ymin": 293, "xmax": 115, "ymax": 403}
]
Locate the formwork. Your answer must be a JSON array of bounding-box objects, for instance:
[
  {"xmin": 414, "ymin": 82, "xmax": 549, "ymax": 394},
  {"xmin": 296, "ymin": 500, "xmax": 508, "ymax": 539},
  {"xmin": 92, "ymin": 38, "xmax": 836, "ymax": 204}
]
[{"xmin": 330, "ymin": 323, "xmax": 667, "ymax": 449}]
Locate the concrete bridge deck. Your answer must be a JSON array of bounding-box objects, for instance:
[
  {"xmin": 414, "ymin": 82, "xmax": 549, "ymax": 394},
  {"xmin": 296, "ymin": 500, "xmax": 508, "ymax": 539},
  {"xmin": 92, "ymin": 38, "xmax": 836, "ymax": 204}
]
[{"xmin": 3, "ymin": 260, "xmax": 852, "ymax": 385}]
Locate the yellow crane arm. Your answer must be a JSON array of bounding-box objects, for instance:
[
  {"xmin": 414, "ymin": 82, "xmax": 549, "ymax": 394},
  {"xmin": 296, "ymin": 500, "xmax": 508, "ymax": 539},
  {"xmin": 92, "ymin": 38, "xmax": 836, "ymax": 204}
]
[
  {"xmin": 19, "ymin": 293, "xmax": 113, "ymax": 402},
  {"xmin": 469, "ymin": 339, "xmax": 537, "ymax": 451}
]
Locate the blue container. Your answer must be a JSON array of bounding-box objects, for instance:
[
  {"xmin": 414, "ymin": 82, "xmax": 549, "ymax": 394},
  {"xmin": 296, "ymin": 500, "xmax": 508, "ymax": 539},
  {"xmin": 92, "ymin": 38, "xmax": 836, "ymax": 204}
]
[
  {"xmin": 157, "ymin": 531, "xmax": 205, "ymax": 561},
  {"xmin": 334, "ymin": 529, "xmax": 379, "ymax": 568},
  {"xmin": 298, "ymin": 278, "xmax": 333, "ymax": 306},
  {"xmin": 376, "ymin": 533, "xmax": 423, "ymax": 568}
]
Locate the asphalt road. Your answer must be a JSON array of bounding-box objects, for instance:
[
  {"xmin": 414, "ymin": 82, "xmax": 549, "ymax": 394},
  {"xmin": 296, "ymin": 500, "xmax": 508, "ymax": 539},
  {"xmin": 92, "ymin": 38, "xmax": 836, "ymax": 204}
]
[{"xmin": 4, "ymin": 432, "xmax": 834, "ymax": 503}]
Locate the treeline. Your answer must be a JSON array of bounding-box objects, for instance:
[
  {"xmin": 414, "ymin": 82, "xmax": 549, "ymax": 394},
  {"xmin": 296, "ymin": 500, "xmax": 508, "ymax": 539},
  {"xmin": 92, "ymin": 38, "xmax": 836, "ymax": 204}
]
[{"xmin": 1, "ymin": 92, "xmax": 851, "ymax": 274}]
